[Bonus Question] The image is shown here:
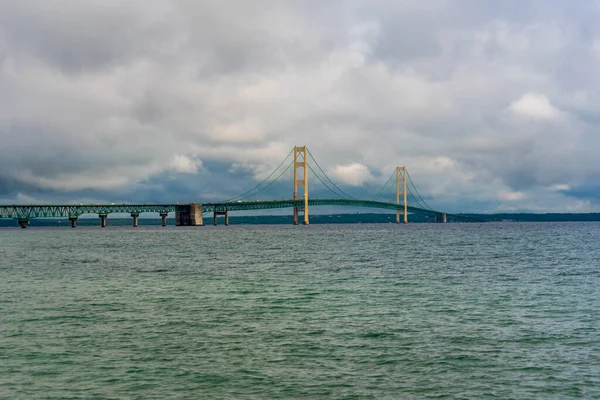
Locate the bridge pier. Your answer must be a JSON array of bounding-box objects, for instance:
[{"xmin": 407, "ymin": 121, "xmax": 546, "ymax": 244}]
[
  {"xmin": 175, "ymin": 209, "xmax": 187, "ymax": 226},
  {"xmin": 99, "ymin": 214, "xmax": 107, "ymax": 228},
  {"xmin": 293, "ymin": 207, "xmax": 308, "ymax": 225},
  {"xmin": 131, "ymin": 213, "xmax": 139, "ymax": 227},
  {"xmin": 175, "ymin": 203, "xmax": 203, "ymax": 226},
  {"xmin": 69, "ymin": 217, "xmax": 78, "ymax": 228},
  {"xmin": 396, "ymin": 211, "xmax": 408, "ymax": 224},
  {"xmin": 18, "ymin": 219, "xmax": 29, "ymax": 229},
  {"xmin": 213, "ymin": 211, "xmax": 228, "ymax": 226},
  {"xmin": 435, "ymin": 212, "xmax": 447, "ymax": 223},
  {"xmin": 160, "ymin": 213, "xmax": 168, "ymax": 227}
]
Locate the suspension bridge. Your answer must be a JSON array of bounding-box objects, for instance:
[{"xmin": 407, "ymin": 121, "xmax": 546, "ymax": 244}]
[{"xmin": 0, "ymin": 146, "xmax": 478, "ymax": 228}]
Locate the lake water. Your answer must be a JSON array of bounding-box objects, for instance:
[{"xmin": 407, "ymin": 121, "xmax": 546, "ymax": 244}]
[{"xmin": 1, "ymin": 222, "xmax": 599, "ymax": 399}]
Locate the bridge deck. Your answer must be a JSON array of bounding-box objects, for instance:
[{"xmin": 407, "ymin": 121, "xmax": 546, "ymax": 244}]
[{"xmin": 0, "ymin": 199, "xmax": 479, "ymax": 222}]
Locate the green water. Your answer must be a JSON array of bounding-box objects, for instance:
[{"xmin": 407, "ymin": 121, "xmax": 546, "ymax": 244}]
[{"xmin": 1, "ymin": 223, "xmax": 599, "ymax": 399}]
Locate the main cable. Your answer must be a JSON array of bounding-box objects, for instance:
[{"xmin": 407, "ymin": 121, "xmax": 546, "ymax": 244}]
[
  {"xmin": 307, "ymin": 164, "xmax": 345, "ymax": 198},
  {"xmin": 406, "ymin": 185, "xmax": 428, "ymax": 209},
  {"xmin": 224, "ymin": 148, "xmax": 294, "ymax": 202},
  {"xmin": 369, "ymin": 170, "xmax": 396, "ymax": 201},
  {"xmin": 306, "ymin": 149, "xmax": 354, "ymax": 199},
  {"xmin": 406, "ymin": 171, "xmax": 434, "ymax": 210},
  {"xmin": 239, "ymin": 161, "xmax": 294, "ymax": 197}
]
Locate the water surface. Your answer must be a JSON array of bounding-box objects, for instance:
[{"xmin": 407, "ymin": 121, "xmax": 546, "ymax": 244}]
[{"xmin": 1, "ymin": 223, "xmax": 599, "ymax": 398}]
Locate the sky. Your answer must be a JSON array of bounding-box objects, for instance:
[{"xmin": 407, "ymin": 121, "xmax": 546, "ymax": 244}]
[{"xmin": 1, "ymin": 0, "xmax": 600, "ymax": 213}]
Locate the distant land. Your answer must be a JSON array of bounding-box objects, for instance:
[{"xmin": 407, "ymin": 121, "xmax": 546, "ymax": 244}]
[
  {"xmin": 1, "ymin": 213, "xmax": 600, "ymax": 227},
  {"xmin": 457, "ymin": 213, "xmax": 600, "ymax": 222}
]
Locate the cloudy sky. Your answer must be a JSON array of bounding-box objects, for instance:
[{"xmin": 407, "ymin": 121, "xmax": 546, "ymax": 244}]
[{"xmin": 1, "ymin": 0, "xmax": 599, "ymax": 213}]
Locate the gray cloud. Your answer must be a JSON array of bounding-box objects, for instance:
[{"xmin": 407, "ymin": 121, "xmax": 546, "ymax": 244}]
[{"xmin": 1, "ymin": 0, "xmax": 599, "ymax": 212}]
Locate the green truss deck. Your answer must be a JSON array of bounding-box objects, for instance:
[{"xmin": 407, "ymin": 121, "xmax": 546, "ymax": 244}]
[{"xmin": 0, "ymin": 199, "xmax": 479, "ymax": 222}]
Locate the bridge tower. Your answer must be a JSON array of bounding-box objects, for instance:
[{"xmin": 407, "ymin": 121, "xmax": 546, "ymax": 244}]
[
  {"xmin": 396, "ymin": 166, "xmax": 407, "ymax": 223},
  {"xmin": 293, "ymin": 146, "xmax": 309, "ymax": 225}
]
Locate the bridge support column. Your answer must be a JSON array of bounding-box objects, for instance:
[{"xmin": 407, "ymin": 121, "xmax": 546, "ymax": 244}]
[
  {"xmin": 396, "ymin": 166, "xmax": 407, "ymax": 224},
  {"xmin": 190, "ymin": 203, "xmax": 203, "ymax": 226},
  {"xmin": 131, "ymin": 213, "xmax": 139, "ymax": 227},
  {"xmin": 160, "ymin": 213, "xmax": 168, "ymax": 227},
  {"xmin": 18, "ymin": 219, "xmax": 29, "ymax": 229},
  {"xmin": 176, "ymin": 209, "xmax": 188, "ymax": 226},
  {"xmin": 213, "ymin": 210, "xmax": 228, "ymax": 226},
  {"xmin": 175, "ymin": 203, "xmax": 203, "ymax": 226},
  {"xmin": 293, "ymin": 146, "xmax": 309, "ymax": 225},
  {"xmin": 436, "ymin": 212, "xmax": 447, "ymax": 223},
  {"xmin": 99, "ymin": 214, "xmax": 107, "ymax": 228},
  {"xmin": 69, "ymin": 217, "xmax": 78, "ymax": 228}
]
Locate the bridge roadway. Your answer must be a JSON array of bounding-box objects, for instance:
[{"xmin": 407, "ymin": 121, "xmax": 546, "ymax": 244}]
[{"xmin": 0, "ymin": 199, "xmax": 475, "ymax": 227}]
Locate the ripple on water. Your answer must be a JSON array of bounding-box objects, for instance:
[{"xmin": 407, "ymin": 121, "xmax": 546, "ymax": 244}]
[{"xmin": 0, "ymin": 222, "xmax": 599, "ymax": 398}]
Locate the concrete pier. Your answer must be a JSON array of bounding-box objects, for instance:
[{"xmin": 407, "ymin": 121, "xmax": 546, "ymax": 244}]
[
  {"xmin": 99, "ymin": 214, "xmax": 107, "ymax": 228},
  {"xmin": 435, "ymin": 212, "xmax": 447, "ymax": 223},
  {"xmin": 293, "ymin": 206, "xmax": 306, "ymax": 225},
  {"xmin": 160, "ymin": 213, "xmax": 168, "ymax": 227},
  {"xmin": 213, "ymin": 210, "xmax": 228, "ymax": 226},
  {"xmin": 69, "ymin": 217, "xmax": 78, "ymax": 228},
  {"xmin": 175, "ymin": 203, "xmax": 203, "ymax": 226},
  {"xmin": 131, "ymin": 213, "xmax": 139, "ymax": 227}
]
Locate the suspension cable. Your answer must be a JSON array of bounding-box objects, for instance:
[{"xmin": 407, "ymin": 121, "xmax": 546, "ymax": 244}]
[
  {"xmin": 307, "ymin": 164, "xmax": 345, "ymax": 198},
  {"xmin": 369, "ymin": 170, "xmax": 396, "ymax": 200},
  {"xmin": 406, "ymin": 170, "xmax": 434, "ymax": 210},
  {"xmin": 224, "ymin": 148, "xmax": 294, "ymax": 202},
  {"xmin": 235, "ymin": 161, "xmax": 294, "ymax": 201},
  {"xmin": 306, "ymin": 149, "xmax": 354, "ymax": 199},
  {"xmin": 406, "ymin": 185, "xmax": 428, "ymax": 209}
]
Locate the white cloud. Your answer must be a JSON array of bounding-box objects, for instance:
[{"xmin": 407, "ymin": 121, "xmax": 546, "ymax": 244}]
[
  {"xmin": 507, "ymin": 92, "xmax": 563, "ymax": 120},
  {"xmin": 170, "ymin": 155, "xmax": 202, "ymax": 174},
  {"xmin": 329, "ymin": 163, "xmax": 373, "ymax": 186},
  {"xmin": 498, "ymin": 191, "xmax": 527, "ymax": 201}
]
